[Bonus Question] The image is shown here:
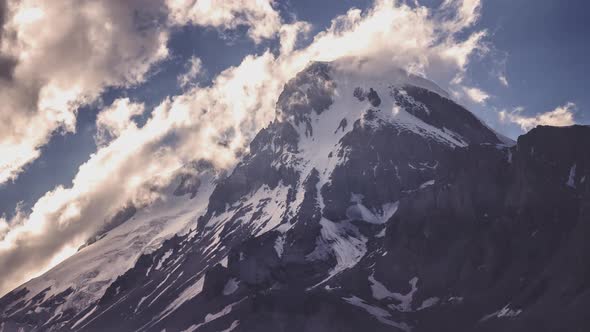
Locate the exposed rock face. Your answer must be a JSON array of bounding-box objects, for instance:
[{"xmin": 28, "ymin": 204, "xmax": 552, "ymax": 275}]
[
  {"xmin": 382, "ymin": 126, "xmax": 590, "ymax": 332},
  {"xmin": 1, "ymin": 62, "xmax": 588, "ymax": 332}
]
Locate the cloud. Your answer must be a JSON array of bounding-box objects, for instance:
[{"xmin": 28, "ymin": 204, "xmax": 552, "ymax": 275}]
[
  {"xmin": 0, "ymin": 0, "xmax": 17, "ymax": 80},
  {"xmin": 0, "ymin": 0, "xmax": 170, "ymax": 185},
  {"xmin": 0, "ymin": 0, "xmax": 294, "ymax": 187},
  {"xmin": 0, "ymin": 0, "xmax": 491, "ymax": 296},
  {"xmin": 498, "ymin": 74, "xmax": 509, "ymax": 87},
  {"xmin": 279, "ymin": 21, "xmax": 312, "ymax": 55},
  {"xmin": 177, "ymin": 56, "xmax": 204, "ymax": 89},
  {"xmin": 499, "ymin": 103, "xmax": 577, "ymax": 131},
  {"xmin": 95, "ymin": 98, "xmax": 146, "ymax": 146},
  {"xmin": 463, "ymin": 86, "xmax": 490, "ymax": 104},
  {"xmin": 440, "ymin": 0, "xmax": 482, "ymax": 32},
  {"xmin": 165, "ymin": 0, "xmax": 282, "ymax": 43},
  {"xmin": 0, "ymin": 52, "xmax": 281, "ymax": 295},
  {"xmin": 491, "ymin": 52, "xmax": 509, "ymax": 87}
]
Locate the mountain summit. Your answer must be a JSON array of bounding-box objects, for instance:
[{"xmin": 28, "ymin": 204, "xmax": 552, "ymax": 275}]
[{"xmin": 1, "ymin": 61, "xmax": 589, "ymax": 332}]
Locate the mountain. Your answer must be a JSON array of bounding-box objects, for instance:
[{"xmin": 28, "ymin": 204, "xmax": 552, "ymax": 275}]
[{"xmin": 1, "ymin": 60, "xmax": 589, "ymax": 332}]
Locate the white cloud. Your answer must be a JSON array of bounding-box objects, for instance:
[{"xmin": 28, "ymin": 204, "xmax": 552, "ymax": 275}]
[
  {"xmin": 499, "ymin": 103, "xmax": 577, "ymax": 131},
  {"xmin": 463, "ymin": 86, "xmax": 490, "ymax": 104},
  {"xmin": 165, "ymin": 0, "xmax": 282, "ymax": 43},
  {"xmin": 0, "ymin": 0, "xmax": 491, "ymax": 296},
  {"xmin": 95, "ymin": 98, "xmax": 145, "ymax": 146},
  {"xmin": 279, "ymin": 21, "xmax": 312, "ymax": 55},
  {"xmin": 492, "ymin": 53, "xmax": 509, "ymax": 87},
  {"xmin": 498, "ymin": 74, "xmax": 509, "ymax": 87},
  {"xmin": 0, "ymin": 0, "xmax": 298, "ymax": 187},
  {"xmin": 177, "ymin": 56, "xmax": 204, "ymax": 89},
  {"xmin": 440, "ymin": 0, "xmax": 482, "ymax": 32},
  {"xmin": 0, "ymin": 0, "xmax": 170, "ymax": 185},
  {"xmin": 0, "ymin": 217, "xmax": 9, "ymax": 239},
  {"xmin": 0, "ymin": 52, "xmax": 280, "ymax": 295}
]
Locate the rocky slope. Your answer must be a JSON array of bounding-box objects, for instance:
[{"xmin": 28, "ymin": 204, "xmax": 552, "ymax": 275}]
[{"xmin": 1, "ymin": 60, "xmax": 589, "ymax": 332}]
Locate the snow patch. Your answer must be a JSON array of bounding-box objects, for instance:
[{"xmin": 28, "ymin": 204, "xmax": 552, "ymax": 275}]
[
  {"xmin": 369, "ymin": 275, "xmax": 419, "ymax": 312},
  {"xmin": 346, "ymin": 194, "xmax": 398, "ymax": 225},
  {"xmin": 566, "ymin": 164, "xmax": 577, "ymax": 188},
  {"xmin": 417, "ymin": 297, "xmax": 439, "ymax": 311},
  {"xmin": 223, "ymin": 278, "xmax": 239, "ymax": 296},
  {"xmin": 71, "ymin": 305, "xmax": 97, "ymax": 329},
  {"xmin": 481, "ymin": 304, "xmax": 522, "ymax": 321},
  {"xmin": 381, "ymin": 202, "xmax": 399, "ymax": 223},
  {"xmin": 369, "ymin": 275, "xmax": 397, "ymax": 301},
  {"xmin": 378, "ymin": 88, "xmax": 468, "ymax": 147},
  {"xmin": 220, "ymin": 256, "xmax": 228, "ymax": 268},
  {"xmin": 350, "ymin": 193, "xmax": 364, "ymax": 204},
  {"xmin": 324, "ymin": 285, "xmax": 338, "ymax": 291},
  {"xmin": 419, "ymin": 180, "xmax": 435, "ymax": 189},
  {"xmin": 220, "ymin": 320, "xmax": 239, "ymax": 332},
  {"xmin": 307, "ymin": 218, "xmax": 367, "ymax": 287},
  {"xmin": 152, "ymin": 276, "xmax": 205, "ymax": 323},
  {"xmin": 182, "ymin": 299, "xmax": 243, "ymax": 332},
  {"xmin": 156, "ymin": 250, "xmax": 173, "ymax": 270},
  {"xmin": 274, "ymin": 235, "xmax": 285, "ymax": 258},
  {"xmin": 343, "ymin": 296, "xmax": 410, "ymax": 331},
  {"xmin": 448, "ymin": 296, "xmax": 464, "ymax": 304}
]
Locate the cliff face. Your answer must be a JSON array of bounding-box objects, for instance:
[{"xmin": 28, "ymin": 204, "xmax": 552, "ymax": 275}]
[
  {"xmin": 387, "ymin": 125, "xmax": 590, "ymax": 332},
  {"xmin": 1, "ymin": 61, "xmax": 589, "ymax": 332}
]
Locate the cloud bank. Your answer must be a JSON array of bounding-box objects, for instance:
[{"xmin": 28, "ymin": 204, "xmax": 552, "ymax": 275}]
[
  {"xmin": 0, "ymin": 0, "xmax": 170, "ymax": 185},
  {"xmin": 0, "ymin": 0, "xmax": 489, "ymax": 295}
]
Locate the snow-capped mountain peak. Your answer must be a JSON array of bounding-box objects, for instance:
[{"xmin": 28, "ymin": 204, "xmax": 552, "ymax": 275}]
[{"xmin": 2, "ymin": 61, "xmax": 588, "ymax": 332}]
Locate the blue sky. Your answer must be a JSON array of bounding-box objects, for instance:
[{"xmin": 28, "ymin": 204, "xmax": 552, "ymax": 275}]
[
  {"xmin": 468, "ymin": 0, "xmax": 590, "ymax": 130},
  {"xmin": 0, "ymin": 0, "xmax": 588, "ymax": 294},
  {"xmin": 1, "ymin": 0, "xmax": 588, "ymax": 217}
]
